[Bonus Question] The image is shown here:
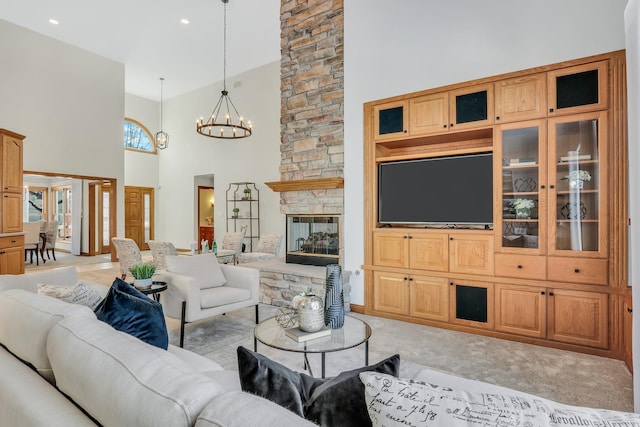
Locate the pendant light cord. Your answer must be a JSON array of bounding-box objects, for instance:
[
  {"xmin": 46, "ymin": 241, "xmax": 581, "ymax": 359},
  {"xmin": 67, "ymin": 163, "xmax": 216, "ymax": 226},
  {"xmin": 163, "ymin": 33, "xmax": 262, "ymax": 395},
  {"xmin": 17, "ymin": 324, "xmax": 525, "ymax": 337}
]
[
  {"xmin": 159, "ymin": 77, "xmax": 164, "ymax": 130},
  {"xmin": 223, "ymin": 0, "xmax": 227, "ymax": 92}
]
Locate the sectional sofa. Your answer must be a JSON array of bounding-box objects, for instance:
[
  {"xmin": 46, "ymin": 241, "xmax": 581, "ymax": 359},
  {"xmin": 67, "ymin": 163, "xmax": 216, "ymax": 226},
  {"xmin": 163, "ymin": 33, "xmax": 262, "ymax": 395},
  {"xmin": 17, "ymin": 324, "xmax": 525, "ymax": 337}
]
[{"xmin": 1, "ymin": 266, "xmax": 638, "ymax": 427}]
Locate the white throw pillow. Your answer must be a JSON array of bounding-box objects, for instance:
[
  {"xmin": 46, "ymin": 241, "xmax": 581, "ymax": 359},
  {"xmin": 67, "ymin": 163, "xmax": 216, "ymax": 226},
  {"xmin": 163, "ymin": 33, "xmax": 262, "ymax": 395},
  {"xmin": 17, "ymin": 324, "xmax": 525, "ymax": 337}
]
[
  {"xmin": 222, "ymin": 232, "xmax": 245, "ymax": 254},
  {"xmin": 165, "ymin": 253, "xmax": 226, "ymax": 289},
  {"xmin": 37, "ymin": 282, "xmax": 102, "ymax": 310},
  {"xmin": 360, "ymin": 372, "xmax": 640, "ymax": 427}
]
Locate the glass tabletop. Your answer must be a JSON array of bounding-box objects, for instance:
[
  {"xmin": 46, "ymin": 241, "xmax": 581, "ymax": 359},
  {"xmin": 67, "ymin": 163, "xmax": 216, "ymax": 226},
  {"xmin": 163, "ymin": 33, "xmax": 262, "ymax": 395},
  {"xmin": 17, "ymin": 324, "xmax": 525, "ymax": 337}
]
[{"xmin": 254, "ymin": 315, "xmax": 371, "ymax": 354}]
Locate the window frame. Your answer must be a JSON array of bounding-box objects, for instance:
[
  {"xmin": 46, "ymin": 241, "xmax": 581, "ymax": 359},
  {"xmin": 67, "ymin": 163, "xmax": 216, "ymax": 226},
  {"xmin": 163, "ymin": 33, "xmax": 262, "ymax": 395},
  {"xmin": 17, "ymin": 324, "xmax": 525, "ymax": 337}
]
[{"xmin": 124, "ymin": 118, "xmax": 157, "ymax": 154}]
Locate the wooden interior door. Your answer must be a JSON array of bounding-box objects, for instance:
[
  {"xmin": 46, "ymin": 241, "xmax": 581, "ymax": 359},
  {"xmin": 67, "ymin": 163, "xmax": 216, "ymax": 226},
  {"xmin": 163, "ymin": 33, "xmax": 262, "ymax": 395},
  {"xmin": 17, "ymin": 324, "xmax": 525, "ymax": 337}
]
[
  {"xmin": 89, "ymin": 181, "xmax": 114, "ymax": 255},
  {"xmin": 124, "ymin": 186, "xmax": 154, "ymax": 250}
]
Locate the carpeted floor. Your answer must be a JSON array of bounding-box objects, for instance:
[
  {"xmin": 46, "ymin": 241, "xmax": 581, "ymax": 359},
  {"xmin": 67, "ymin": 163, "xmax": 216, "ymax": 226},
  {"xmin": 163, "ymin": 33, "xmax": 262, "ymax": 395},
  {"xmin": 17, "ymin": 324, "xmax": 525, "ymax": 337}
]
[{"xmin": 33, "ymin": 252, "xmax": 634, "ymax": 412}]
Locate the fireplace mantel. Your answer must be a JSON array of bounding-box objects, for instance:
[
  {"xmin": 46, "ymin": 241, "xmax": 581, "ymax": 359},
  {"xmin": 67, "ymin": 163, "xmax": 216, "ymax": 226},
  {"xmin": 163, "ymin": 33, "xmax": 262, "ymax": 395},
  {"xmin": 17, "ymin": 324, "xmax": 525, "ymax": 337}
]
[{"xmin": 265, "ymin": 177, "xmax": 344, "ymax": 192}]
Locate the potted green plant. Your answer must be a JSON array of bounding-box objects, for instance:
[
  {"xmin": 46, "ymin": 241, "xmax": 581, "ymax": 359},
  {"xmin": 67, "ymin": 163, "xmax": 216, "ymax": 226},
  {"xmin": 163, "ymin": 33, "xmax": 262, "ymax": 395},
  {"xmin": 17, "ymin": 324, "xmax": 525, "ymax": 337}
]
[
  {"xmin": 232, "ymin": 207, "xmax": 240, "ymax": 218},
  {"xmin": 242, "ymin": 187, "xmax": 251, "ymax": 200},
  {"xmin": 562, "ymin": 169, "xmax": 592, "ymax": 190},
  {"xmin": 511, "ymin": 198, "xmax": 535, "ymax": 219},
  {"xmin": 129, "ymin": 262, "xmax": 156, "ymax": 289}
]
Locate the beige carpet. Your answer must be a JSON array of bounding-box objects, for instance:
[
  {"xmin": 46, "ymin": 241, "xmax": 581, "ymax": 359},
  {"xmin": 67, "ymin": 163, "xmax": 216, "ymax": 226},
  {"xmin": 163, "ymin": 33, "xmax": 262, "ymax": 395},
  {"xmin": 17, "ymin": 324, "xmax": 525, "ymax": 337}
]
[{"xmin": 28, "ymin": 253, "xmax": 634, "ymax": 412}]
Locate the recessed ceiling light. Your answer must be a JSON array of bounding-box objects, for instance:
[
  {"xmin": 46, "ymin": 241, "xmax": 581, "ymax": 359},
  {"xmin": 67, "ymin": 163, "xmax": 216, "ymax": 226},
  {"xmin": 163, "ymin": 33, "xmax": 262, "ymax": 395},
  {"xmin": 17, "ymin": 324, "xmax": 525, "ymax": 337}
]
[
  {"xmin": 48, "ymin": 18, "xmax": 59, "ymax": 25},
  {"xmin": 180, "ymin": 18, "xmax": 189, "ymax": 24}
]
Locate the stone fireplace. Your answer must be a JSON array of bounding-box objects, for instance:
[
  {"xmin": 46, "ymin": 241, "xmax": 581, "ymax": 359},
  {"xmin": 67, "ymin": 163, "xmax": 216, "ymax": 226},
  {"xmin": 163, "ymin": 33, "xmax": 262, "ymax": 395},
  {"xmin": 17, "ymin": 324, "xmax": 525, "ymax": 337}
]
[{"xmin": 286, "ymin": 214, "xmax": 340, "ymax": 266}]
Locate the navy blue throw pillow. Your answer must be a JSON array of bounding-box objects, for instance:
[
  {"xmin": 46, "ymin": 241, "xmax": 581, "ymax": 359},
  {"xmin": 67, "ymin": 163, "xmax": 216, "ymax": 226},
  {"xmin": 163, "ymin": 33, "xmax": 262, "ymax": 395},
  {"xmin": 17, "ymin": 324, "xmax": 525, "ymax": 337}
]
[
  {"xmin": 237, "ymin": 346, "xmax": 400, "ymax": 427},
  {"xmin": 94, "ymin": 278, "xmax": 168, "ymax": 349}
]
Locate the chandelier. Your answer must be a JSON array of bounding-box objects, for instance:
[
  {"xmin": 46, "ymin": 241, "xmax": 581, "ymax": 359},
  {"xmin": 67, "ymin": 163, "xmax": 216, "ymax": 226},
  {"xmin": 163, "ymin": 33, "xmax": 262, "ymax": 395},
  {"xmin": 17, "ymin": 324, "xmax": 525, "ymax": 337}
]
[
  {"xmin": 155, "ymin": 77, "xmax": 169, "ymax": 149},
  {"xmin": 196, "ymin": 0, "xmax": 252, "ymax": 139}
]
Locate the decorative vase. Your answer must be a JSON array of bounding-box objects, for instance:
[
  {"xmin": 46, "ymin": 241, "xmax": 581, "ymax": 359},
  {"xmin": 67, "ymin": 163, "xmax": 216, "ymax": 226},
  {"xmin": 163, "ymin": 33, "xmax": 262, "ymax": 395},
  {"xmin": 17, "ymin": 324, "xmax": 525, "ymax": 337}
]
[
  {"xmin": 515, "ymin": 208, "xmax": 531, "ymax": 219},
  {"xmin": 324, "ymin": 264, "xmax": 344, "ymax": 329},
  {"xmin": 569, "ymin": 179, "xmax": 584, "ymax": 190},
  {"xmin": 295, "ymin": 294, "xmax": 324, "ymax": 332},
  {"xmin": 134, "ymin": 278, "xmax": 153, "ymax": 290}
]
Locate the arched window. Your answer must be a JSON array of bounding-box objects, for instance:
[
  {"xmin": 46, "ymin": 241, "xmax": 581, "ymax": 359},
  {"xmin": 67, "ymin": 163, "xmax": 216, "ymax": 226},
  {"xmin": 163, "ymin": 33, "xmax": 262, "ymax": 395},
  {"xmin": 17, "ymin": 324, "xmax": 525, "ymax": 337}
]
[{"xmin": 124, "ymin": 118, "xmax": 156, "ymax": 153}]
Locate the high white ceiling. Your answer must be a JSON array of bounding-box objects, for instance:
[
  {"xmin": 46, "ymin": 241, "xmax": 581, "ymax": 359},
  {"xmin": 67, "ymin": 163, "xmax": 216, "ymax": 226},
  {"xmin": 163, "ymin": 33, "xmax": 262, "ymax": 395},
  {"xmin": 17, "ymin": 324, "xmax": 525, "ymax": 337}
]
[{"xmin": 0, "ymin": 0, "xmax": 281, "ymax": 101}]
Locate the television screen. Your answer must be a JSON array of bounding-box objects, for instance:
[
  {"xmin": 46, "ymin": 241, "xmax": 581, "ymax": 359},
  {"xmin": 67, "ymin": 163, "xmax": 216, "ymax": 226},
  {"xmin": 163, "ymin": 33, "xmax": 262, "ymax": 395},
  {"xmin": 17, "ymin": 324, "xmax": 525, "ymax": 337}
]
[{"xmin": 378, "ymin": 153, "xmax": 493, "ymax": 225}]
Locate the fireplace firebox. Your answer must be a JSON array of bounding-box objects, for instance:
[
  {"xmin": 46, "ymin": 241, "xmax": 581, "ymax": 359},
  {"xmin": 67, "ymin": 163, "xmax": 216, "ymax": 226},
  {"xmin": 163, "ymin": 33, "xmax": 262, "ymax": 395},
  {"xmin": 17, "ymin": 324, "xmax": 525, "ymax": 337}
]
[{"xmin": 286, "ymin": 214, "xmax": 340, "ymax": 266}]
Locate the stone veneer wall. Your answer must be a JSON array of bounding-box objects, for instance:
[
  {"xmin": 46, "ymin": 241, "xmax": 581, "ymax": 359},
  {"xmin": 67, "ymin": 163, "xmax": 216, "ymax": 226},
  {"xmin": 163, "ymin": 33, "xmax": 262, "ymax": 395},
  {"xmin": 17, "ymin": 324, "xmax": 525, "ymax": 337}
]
[
  {"xmin": 254, "ymin": 1, "xmax": 346, "ymax": 307},
  {"xmin": 279, "ymin": 0, "xmax": 344, "ymax": 215}
]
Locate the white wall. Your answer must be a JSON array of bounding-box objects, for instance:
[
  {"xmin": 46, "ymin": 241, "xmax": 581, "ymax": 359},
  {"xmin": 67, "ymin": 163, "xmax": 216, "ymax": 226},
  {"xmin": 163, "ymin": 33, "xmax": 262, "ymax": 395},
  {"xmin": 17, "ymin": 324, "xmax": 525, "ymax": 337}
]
[
  {"xmin": 0, "ymin": 19, "xmax": 126, "ymax": 241},
  {"xmin": 344, "ymin": 0, "xmax": 628, "ymax": 306},
  {"xmin": 624, "ymin": 0, "xmax": 640, "ymax": 412},
  {"xmin": 124, "ymin": 94, "xmax": 160, "ymax": 189},
  {"xmin": 156, "ymin": 61, "xmax": 282, "ymax": 250}
]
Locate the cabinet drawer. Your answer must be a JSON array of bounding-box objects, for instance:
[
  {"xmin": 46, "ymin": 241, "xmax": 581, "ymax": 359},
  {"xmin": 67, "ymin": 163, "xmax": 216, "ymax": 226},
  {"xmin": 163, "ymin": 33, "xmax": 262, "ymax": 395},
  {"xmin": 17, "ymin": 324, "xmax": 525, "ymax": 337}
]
[
  {"xmin": 0, "ymin": 235, "xmax": 24, "ymax": 249},
  {"xmin": 547, "ymin": 257, "xmax": 607, "ymax": 285},
  {"xmin": 495, "ymin": 254, "xmax": 546, "ymax": 280}
]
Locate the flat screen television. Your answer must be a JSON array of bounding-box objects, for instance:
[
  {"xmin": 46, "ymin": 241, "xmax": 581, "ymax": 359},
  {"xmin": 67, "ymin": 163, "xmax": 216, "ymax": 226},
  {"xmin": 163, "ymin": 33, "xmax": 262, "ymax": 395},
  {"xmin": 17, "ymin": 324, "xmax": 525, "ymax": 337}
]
[{"xmin": 378, "ymin": 153, "xmax": 493, "ymax": 225}]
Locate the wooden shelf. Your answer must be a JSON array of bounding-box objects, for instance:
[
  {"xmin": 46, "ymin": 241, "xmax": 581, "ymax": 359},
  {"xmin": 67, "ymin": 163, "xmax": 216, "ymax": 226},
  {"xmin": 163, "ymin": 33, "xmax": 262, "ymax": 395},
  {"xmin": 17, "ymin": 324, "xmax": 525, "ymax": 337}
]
[{"xmin": 265, "ymin": 177, "xmax": 344, "ymax": 192}]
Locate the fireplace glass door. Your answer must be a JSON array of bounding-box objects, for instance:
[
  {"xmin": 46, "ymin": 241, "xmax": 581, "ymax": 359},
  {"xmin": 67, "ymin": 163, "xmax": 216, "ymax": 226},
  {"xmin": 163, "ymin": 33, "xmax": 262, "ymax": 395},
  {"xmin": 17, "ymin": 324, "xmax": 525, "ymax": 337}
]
[{"xmin": 286, "ymin": 214, "xmax": 340, "ymax": 266}]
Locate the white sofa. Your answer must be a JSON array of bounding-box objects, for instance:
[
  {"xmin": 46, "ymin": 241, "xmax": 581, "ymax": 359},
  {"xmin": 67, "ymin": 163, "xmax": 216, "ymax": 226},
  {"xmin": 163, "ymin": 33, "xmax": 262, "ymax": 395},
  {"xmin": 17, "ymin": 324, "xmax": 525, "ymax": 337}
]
[
  {"xmin": 1, "ymin": 267, "xmax": 636, "ymax": 427},
  {"xmin": 0, "ymin": 267, "xmax": 314, "ymax": 427}
]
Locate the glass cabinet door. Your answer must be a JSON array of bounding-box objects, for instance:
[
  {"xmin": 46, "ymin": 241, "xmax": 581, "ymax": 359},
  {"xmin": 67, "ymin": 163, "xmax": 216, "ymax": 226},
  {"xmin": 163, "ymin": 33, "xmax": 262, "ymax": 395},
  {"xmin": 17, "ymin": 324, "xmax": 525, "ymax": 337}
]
[
  {"xmin": 548, "ymin": 112, "xmax": 607, "ymax": 257},
  {"xmin": 495, "ymin": 120, "xmax": 546, "ymax": 254}
]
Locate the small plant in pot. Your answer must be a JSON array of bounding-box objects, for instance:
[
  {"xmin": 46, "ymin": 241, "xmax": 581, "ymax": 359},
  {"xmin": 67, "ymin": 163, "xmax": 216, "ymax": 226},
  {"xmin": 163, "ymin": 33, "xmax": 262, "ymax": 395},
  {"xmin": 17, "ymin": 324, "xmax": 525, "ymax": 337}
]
[
  {"xmin": 129, "ymin": 263, "xmax": 156, "ymax": 289},
  {"xmin": 232, "ymin": 207, "xmax": 240, "ymax": 218},
  {"xmin": 242, "ymin": 188, "xmax": 251, "ymax": 200}
]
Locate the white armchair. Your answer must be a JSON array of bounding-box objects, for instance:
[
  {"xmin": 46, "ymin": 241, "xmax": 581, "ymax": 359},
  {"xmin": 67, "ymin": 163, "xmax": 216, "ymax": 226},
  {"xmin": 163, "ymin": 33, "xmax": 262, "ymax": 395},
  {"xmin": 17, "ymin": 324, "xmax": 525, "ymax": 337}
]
[{"xmin": 157, "ymin": 253, "xmax": 260, "ymax": 347}]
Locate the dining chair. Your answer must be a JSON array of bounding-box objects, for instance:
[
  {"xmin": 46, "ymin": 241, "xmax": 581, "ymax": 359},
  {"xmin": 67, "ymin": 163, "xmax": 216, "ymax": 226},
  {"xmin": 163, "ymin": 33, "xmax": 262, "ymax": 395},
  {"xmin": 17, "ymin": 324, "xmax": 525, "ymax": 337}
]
[
  {"xmin": 147, "ymin": 240, "xmax": 177, "ymax": 271},
  {"xmin": 111, "ymin": 237, "xmax": 142, "ymax": 280},
  {"xmin": 44, "ymin": 219, "xmax": 60, "ymax": 261},
  {"xmin": 23, "ymin": 222, "xmax": 44, "ymax": 265}
]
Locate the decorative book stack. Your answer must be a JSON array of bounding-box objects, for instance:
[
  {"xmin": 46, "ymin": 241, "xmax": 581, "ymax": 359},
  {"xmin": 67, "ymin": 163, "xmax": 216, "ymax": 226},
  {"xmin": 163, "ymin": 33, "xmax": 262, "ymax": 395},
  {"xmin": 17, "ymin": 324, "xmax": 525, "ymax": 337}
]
[{"xmin": 285, "ymin": 326, "xmax": 331, "ymax": 343}]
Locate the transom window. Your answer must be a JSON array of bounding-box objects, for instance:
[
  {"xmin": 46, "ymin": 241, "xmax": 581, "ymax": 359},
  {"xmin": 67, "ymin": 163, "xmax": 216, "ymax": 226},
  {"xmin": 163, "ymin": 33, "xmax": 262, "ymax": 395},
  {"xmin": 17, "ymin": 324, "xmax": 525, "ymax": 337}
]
[{"xmin": 124, "ymin": 118, "xmax": 156, "ymax": 153}]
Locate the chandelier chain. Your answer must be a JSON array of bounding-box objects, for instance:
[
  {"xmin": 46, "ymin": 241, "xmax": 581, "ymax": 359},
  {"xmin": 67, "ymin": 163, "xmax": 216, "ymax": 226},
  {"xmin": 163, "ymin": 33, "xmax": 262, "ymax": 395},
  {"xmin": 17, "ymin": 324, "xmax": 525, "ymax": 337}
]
[{"xmin": 195, "ymin": 0, "xmax": 252, "ymax": 139}]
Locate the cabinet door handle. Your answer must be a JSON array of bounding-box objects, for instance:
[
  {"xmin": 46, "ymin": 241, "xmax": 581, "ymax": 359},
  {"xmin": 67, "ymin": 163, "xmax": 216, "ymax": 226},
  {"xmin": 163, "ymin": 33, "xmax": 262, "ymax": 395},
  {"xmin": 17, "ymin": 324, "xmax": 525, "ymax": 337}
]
[
  {"xmin": 549, "ymin": 108, "xmax": 555, "ymax": 113},
  {"xmin": 541, "ymin": 291, "xmax": 546, "ymax": 295},
  {"xmin": 403, "ymin": 130, "xmax": 407, "ymax": 133},
  {"xmin": 549, "ymin": 292, "xmax": 555, "ymax": 296},
  {"xmin": 449, "ymin": 237, "xmax": 454, "ymax": 241},
  {"xmin": 450, "ymin": 123, "xmax": 454, "ymax": 127},
  {"xmin": 403, "ymin": 277, "xmax": 408, "ymax": 281},
  {"xmin": 449, "ymin": 282, "xmax": 454, "ymax": 286},
  {"xmin": 408, "ymin": 235, "xmax": 413, "ymax": 239},
  {"xmin": 517, "ymin": 265, "xmax": 523, "ymax": 269},
  {"xmin": 443, "ymin": 124, "xmax": 447, "ymax": 128},
  {"xmin": 628, "ymin": 307, "xmax": 633, "ymax": 314},
  {"xmin": 496, "ymin": 116, "xmax": 500, "ymax": 120},
  {"xmin": 549, "ymin": 185, "xmax": 555, "ymax": 189},
  {"xmin": 11, "ymin": 240, "xmax": 16, "ymax": 243},
  {"xmin": 540, "ymin": 185, "xmax": 546, "ymax": 189},
  {"xmin": 574, "ymin": 268, "xmax": 580, "ymax": 273},
  {"xmin": 408, "ymin": 277, "xmax": 414, "ymax": 281},
  {"xmin": 403, "ymin": 235, "xmax": 408, "ymax": 239}
]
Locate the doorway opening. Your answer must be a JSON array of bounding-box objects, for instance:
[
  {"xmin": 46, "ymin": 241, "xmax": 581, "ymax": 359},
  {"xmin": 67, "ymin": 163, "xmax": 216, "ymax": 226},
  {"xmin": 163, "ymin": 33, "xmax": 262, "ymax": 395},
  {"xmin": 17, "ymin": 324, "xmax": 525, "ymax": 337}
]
[{"xmin": 23, "ymin": 170, "xmax": 117, "ymax": 257}]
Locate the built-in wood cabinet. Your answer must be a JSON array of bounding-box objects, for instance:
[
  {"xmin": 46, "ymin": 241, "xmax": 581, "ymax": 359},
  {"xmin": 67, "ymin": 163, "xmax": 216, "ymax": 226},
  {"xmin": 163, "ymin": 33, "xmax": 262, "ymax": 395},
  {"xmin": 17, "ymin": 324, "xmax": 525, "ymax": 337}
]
[
  {"xmin": 0, "ymin": 129, "xmax": 25, "ymax": 275},
  {"xmin": 364, "ymin": 51, "xmax": 628, "ymax": 360},
  {"xmin": 495, "ymin": 283, "xmax": 608, "ymax": 349},
  {"xmin": 547, "ymin": 288, "xmax": 608, "ymax": 349},
  {"xmin": 0, "ymin": 235, "xmax": 24, "ymax": 275},
  {"xmin": 547, "ymin": 61, "xmax": 608, "ymax": 116},
  {"xmin": 495, "ymin": 73, "xmax": 547, "ymax": 123},
  {"xmin": 373, "ymin": 100, "xmax": 409, "ymax": 141},
  {"xmin": 373, "ymin": 230, "xmax": 491, "ymax": 275}
]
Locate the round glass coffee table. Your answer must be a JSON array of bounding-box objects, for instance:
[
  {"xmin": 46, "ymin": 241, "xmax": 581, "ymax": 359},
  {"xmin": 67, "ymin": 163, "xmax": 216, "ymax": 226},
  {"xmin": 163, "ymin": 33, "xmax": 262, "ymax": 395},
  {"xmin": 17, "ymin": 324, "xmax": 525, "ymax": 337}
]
[{"xmin": 254, "ymin": 315, "xmax": 372, "ymax": 378}]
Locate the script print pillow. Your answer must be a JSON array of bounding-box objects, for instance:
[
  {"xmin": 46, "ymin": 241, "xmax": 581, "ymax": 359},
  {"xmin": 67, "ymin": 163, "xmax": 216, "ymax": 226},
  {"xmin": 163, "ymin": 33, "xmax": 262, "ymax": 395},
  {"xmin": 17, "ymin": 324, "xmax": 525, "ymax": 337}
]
[{"xmin": 359, "ymin": 372, "xmax": 640, "ymax": 427}]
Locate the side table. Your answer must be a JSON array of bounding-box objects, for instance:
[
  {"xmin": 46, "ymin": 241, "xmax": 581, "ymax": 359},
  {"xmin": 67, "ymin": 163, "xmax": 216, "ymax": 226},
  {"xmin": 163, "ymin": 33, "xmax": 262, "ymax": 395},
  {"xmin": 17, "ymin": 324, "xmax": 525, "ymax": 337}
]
[{"xmin": 137, "ymin": 281, "xmax": 168, "ymax": 302}]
